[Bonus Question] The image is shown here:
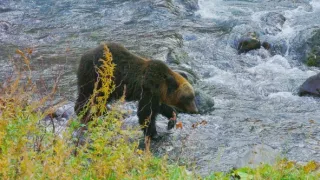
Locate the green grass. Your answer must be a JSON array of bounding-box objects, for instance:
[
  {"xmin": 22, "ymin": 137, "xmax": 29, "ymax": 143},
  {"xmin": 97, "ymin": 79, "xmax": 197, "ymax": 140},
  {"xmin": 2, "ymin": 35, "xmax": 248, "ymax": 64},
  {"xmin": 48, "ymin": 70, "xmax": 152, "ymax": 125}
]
[{"xmin": 228, "ymin": 160, "xmax": 319, "ymax": 180}]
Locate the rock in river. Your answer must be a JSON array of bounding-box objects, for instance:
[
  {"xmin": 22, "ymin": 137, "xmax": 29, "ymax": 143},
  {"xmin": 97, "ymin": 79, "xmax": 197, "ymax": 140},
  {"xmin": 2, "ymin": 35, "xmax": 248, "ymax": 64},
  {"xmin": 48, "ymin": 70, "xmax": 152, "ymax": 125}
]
[{"xmin": 299, "ymin": 73, "xmax": 320, "ymax": 97}]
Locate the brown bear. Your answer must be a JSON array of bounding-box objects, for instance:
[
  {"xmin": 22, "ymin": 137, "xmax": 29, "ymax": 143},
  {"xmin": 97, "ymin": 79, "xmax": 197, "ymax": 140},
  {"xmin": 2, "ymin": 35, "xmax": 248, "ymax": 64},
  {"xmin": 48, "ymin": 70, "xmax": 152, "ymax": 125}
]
[{"xmin": 75, "ymin": 43, "xmax": 198, "ymax": 151}]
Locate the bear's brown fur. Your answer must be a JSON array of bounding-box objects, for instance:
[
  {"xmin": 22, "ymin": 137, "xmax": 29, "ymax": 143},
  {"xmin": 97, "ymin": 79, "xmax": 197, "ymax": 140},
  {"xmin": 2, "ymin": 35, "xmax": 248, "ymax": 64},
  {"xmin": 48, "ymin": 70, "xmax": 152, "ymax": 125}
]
[{"xmin": 75, "ymin": 43, "xmax": 198, "ymax": 144}]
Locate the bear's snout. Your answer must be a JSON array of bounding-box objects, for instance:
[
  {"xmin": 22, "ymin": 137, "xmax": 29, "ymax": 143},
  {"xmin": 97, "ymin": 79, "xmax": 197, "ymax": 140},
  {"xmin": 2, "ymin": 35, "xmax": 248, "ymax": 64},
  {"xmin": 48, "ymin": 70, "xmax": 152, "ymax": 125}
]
[{"xmin": 186, "ymin": 101, "xmax": 198, "ymax": 114}]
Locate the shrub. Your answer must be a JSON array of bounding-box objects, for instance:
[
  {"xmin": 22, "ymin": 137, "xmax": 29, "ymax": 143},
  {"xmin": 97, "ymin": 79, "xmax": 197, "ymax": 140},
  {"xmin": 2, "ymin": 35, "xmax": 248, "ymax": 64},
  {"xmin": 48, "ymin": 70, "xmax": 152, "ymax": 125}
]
[
  {"xmin": 306, "ymin": 47, "xmax": 320, "ymax": 67},
  {"xmin": 0, "ymin": 45, "xmax": 195, "ymax": 179}
]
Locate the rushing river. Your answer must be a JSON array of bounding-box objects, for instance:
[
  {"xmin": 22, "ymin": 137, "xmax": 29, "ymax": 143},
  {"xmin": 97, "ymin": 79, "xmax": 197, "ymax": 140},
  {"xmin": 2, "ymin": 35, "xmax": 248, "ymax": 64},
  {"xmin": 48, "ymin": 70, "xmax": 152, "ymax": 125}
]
[{"xmin": 1, "ymin": 0, "xmax": 320, "ymax": 175}]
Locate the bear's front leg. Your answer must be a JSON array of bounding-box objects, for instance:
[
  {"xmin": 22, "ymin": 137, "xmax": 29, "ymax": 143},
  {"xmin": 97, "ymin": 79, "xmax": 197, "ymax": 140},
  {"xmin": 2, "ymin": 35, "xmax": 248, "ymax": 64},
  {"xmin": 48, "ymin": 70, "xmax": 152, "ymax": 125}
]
[
  {"xmin": 159, "ymin": 104, "xmax": 177, "ymax": 130},
  {"xmin": 167, "ymin": 111, "xmax": 177, "ymax": 130}
]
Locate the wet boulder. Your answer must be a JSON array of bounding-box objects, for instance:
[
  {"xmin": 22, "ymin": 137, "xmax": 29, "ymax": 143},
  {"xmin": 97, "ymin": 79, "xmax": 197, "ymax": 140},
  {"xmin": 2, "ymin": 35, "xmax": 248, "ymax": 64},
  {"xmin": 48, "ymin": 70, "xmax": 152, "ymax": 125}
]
[
  {"xmin": 291, "ymin": 29, "xmax": 320, "ymax": 67},
  {"xmin": 194, "ymin": 89, "xmax": 215, "ymax": 114},
  {"xmin": 166, "ymin": 48, "xmax": 184, "ymax": 65},
  {"xmin": 269, "ymin": 39, "xmax": 288, "ymax": 56},
  {"xmin": 237, "ymin": 32, "xmax": 270, "ymax": 54},
  {"xmin": 41, "ymin": 103, "xmax": 75, "ymax": 134},
  {"xmin": 46, "ymin": 103, "xmax": 75, "ymax": 121},
  {"xmin": 166, "ymin": 47, "xmax": 192, "ymax": 65},
  {"xmin": 261, "ymin": 12, "xmax": 286, "ymax": 35},
  {"xmin": 298, "ymin": 73, "xmax": 320, "ymax": 97},
  {"xmin": 155, "ymin": 0, "xmax": 199, "ymax": 16},
  {"xmin": 176, "ymin": 0, "xmax": 199, "ymax": 12}
]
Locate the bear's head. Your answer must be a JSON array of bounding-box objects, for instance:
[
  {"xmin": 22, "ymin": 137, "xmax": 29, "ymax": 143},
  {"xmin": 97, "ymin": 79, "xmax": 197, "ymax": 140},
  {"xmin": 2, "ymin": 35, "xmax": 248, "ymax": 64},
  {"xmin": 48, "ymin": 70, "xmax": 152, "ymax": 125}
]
[{"xmin": 161, "ymin": 71, "xmax": 198, "ymax": 114}]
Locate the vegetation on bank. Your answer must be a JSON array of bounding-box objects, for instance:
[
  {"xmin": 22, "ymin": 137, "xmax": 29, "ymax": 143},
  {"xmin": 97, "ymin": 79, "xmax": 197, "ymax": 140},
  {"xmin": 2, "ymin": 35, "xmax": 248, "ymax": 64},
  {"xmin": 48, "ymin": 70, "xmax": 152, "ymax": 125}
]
[
  {"xmin": 306, "ymin": 47, "xmax": 320, "ymax": 67},
  {"xmin": 0, "ymin": 47, "xmax": 319, "ymax": 179}
]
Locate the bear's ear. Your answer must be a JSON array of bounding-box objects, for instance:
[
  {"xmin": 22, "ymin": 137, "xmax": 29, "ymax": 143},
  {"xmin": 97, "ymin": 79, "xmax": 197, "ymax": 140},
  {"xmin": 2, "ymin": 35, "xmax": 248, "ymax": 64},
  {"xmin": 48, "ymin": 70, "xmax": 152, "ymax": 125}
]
[
  {"xmin": 173, "ymin": 70, "xmax": 188, "ymax": 80},
  {"xmin": 166, "ymin": 75, "xmax": 179, "ymax": 95},
  {"xmin": 177, "ymin": 71, "xmax": 188, "ymax": 80}
]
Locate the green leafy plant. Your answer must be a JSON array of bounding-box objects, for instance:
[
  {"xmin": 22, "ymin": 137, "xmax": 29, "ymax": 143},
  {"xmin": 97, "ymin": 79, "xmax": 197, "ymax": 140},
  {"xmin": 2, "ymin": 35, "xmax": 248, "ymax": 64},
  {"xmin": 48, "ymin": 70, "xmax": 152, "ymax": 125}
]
[{"xmin": 306, "ymin": 47, "xmax": 320, "ymax": 67}]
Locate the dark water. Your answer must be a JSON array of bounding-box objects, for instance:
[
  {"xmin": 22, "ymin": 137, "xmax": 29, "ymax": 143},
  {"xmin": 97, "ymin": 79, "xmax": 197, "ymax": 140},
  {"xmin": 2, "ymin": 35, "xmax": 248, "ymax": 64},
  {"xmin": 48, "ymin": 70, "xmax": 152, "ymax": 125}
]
[{"xmin": 1, "ymin": 0, "xmax": 320, "ymax": 175}]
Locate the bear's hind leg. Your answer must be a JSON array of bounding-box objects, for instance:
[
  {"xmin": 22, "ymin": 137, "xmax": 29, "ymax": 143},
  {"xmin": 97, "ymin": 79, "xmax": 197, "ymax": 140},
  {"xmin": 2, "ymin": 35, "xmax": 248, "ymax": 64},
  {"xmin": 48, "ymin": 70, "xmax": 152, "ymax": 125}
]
[{"xmin": 138, "ymin": 105, "xmax": 159, "ymax": 139}]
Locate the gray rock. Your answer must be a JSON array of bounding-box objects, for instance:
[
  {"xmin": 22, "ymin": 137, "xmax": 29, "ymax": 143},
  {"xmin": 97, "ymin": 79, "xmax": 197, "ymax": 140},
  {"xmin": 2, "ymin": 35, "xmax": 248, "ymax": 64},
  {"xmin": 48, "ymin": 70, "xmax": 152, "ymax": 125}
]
[
  {"xmin": 175, "ymin": 0, "xmax": 199, "ymax": 13},
  {"xmin": 269, "ymin": 39, "xmax": 288, "ymax": 56},
  {"xmin": 290, "ymin": 28, "xmax": 320, "ymax": 66},
  {"xmin": 194, "ymin": 89, "xmax": 215, "ymax": 114},
  {"xmin": 261, "ymin": 12, "xmax": 286, "ymax": 35},
  {"xmin": 236, "ymin": 32, "xmax": 270, "ymax": 54},
  {"xmin": 299, "ymin": 73, "xmax": 320, "ymax": 97},
  {"xmin": 155, "ymin": 0, "xmax": 199, "ymax": 16},
  {"xmin": 50, "ymin": 103, "xmax": 75, "ymax": 121},
  {"xmin": 166, "ymin": 47, "xmax": 192, "ymax": 65}
]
